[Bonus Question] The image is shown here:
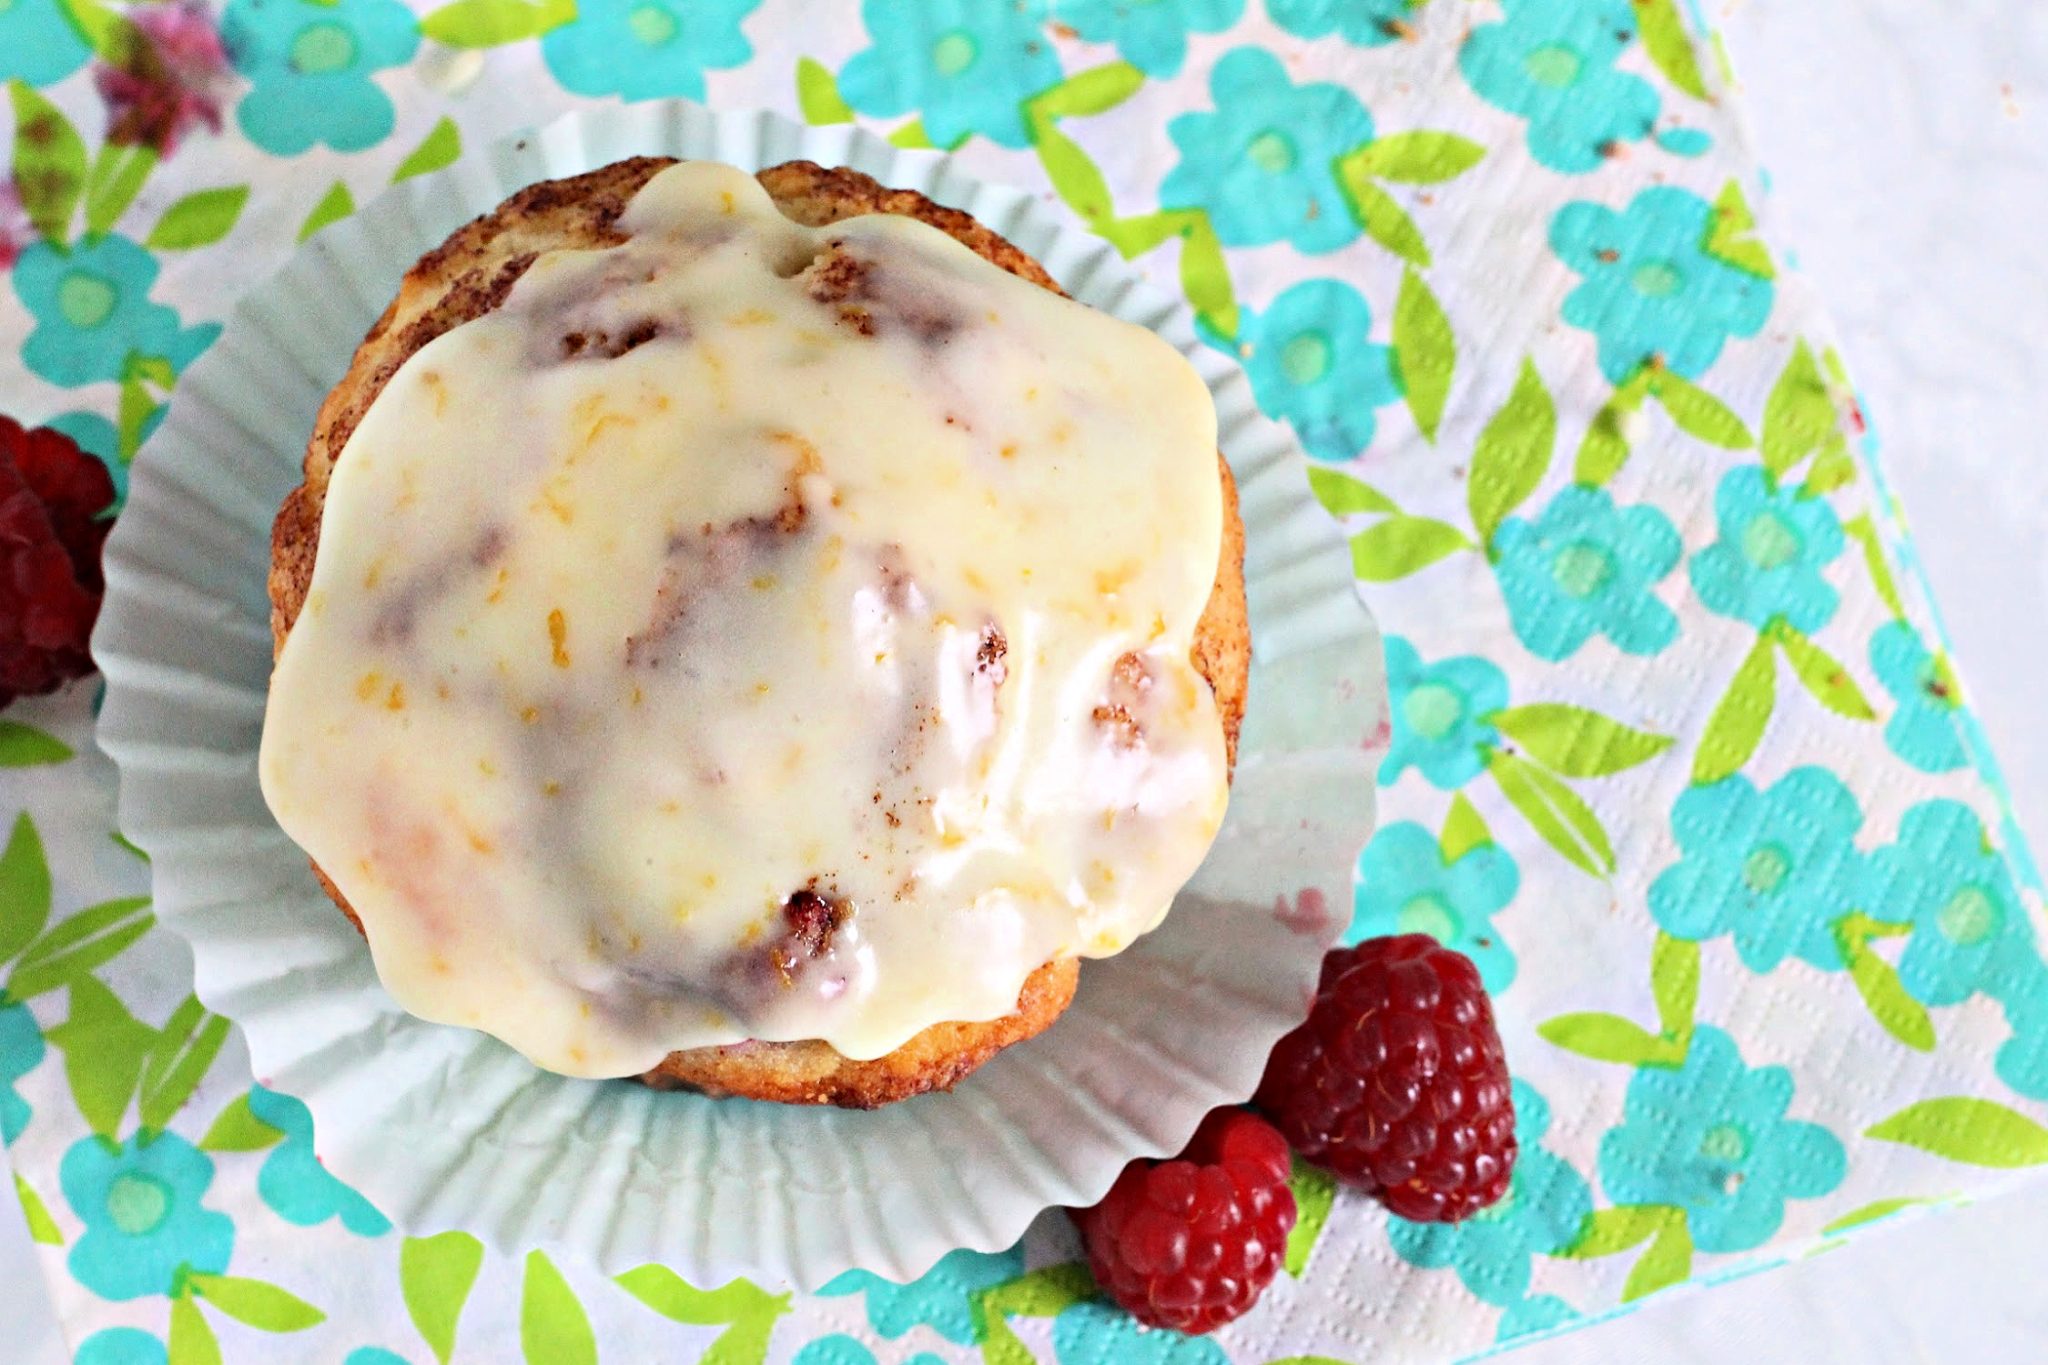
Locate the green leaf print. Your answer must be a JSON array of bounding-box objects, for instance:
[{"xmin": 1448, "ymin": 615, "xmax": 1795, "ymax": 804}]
[
  {"xmin": 0, "ymin": 812, "xmax": 52, "ymax": 966},
  {"xmin": 1649, "ymin": 370, "xmax": 1752, "ymax": 449},
  {"xmin": 1538, "ymin": 1012, "xmax": 1682, "ymax": 1066},
  {"xmin": 168, "ymin": 1293, "xmax": 222, "ymax": 1365},
  {"xmin": 1691, "ymin": 631, "xmax": 1776, "ymax": 785},
  {"xmin": 887, "ymin": 119, "xmax": 939, "ymax": 150},
  {"xmin": 140, "ymin": 996, "xmax": 232, "ymax": 1132},
  {"xmin": 979, "ymin": 1261, "xmax": 1097, "ymax": 1318},
  {"xmin": 188, "ymin": 1273, "xmax": 326, "ymax": 1331},
  {"xmin": 1800, "ymin": 432, "xmax": 1857, "ymax": 497},
  {"xmin": 1486, "ymin": 703, "xmax": 1672, "ymax": 778},
  {"xmin": 298, "ymin": 181, "xmax": 356, "ymax": 243},
  {"xmin": 1545, "ymin": 937, "xmax": 1693, "ymax": 1065},
  {"xmin": 796, "ymin": 57, "xmax": 856, "ymax": 124},
  {"xmin": 1305, "ymin": 466, "xmax": 1399, "ymax": 518},
  {"xmin": 1843, "ymin": 513, "xmax": 1907, "ymax": 620},
  {"xmin": 1339, "ymin": 176, "xmax": 1430, "ymax": 268},
  {"xmin": 7, "ymin": 896, "xmax": 155, "ymax": 1002},
  {"xmin": 1177, "ymin": 212, "xmax": 1238, "ymax": 338},
  {"xmin": 1623, "ymin": 1214, "xmax": 1694, "ymax": 1301},
  {"xmin": 1650, "ymin": 933, "xmax": 1700, "ymax": 1041},
  {"xmin": 0, "ymin": 721, "xmax": 74, "ymax": 768},
  {"xmin": 58, "ymin": 0, "xmax": 143, "ymax": 64},
  {"xmin": 1284, "ymin": 1157, "xmax": 1337, "ymax": 1276},
  {"xmin": 1438, "ymin": 792, "xmax": 1492, "ymax": 863},
  {"xmin": 1762, "ymin": 341, "xmax": 1835, "ymax": 481},
  {"xmin": 1468, "ymin": 358, "xmax": 1555, "ymax": 549},
  {"xmin": 522, "ymin": 1250, "xmax": 597, "ymax": 1365},
  {"xmin": 1486, "ymin": 748, "xmax": 1614, "ymax": 877},
  {"xmin": 116, "ymin": 365, "xmax": 162, "ymax": 463},
  {"xmin": 1559, "ymin": 1203, "xmax": 1671, "ymax": 1258},
  {"xmin": 8, "ymin": 82, "xmax": 87, "ymax": 245},
  {"xmin": 394, "ymin": 117, "xmax": 463, "ymax": 183},
  {"xmin": 974, "ymin": 1263, "xmax": 1097, "ymax": 1365},
  {"xmin": 1028, "ymin": 62, "xmax": 1145, "ymax": 120},
  {"xmin": 420, "ymin": 0, "xmax": 568, "ymax": 47},
  {"xmin": 1344, "ymin": 131, "xmax": 1485, "ymax": 184},
  {"xmin": 613, "ymin": 1267, "xmax": 791, "ymax": 1365},
  {"xmin": 403, "ymin": 1232, "xmax": 486, "ymax": 1365},
  {"xmin": 1572, "ymin": 370, "xmax": 1653, "ymax": 486},
  {"xmin": 1834, "ymin": 912, "xmax": 1931, "ymax": 1051},
  {"xmin": 146, "ymin": 187, "xmax": 250, "ymax": 250},
  {"xmin": 199, "ymin": 1092, "xmax": 286, "ymax": 1153},
  {"xmin": 1393, "ymin": 268, "xmax": 1454, "ymax": 442},
  {"xmin": 14, "ymin": 1171, "xmax": 63, "ymax": 1245},
  {"xmin": 1703, "ymin": 179, "xmax": 1776, "ymax": 280},
  {"xmin": 82, "ymin": 143, "xmax": 158, "ymax": 239},
  {"xmin": 1097, "ymin": 210, "xmax": 1185, "ymax": 258},
  {"xmin": 1867, "ymin": 1099, "xmax": 2048, "ymax": 1168},
  {"xmin": 1820, "ymin": 1195, "xmax": 1947, "ymax": 1237},
  {"xmin": 46, "ymin": 977, "xmax": 156, "ymax": 1138},
  {"xmin": 1771, "ymin": 622, "xmax": 1877, "ymax": 720},
  {"xmin": 1350, "ymin": 516, "xmax": 1470, "ymax": 581},
  {"xmin": 1636, "ymin": 0, "xmax": 1709, "ymax": 100},
  {"xmin": 1032, "ymin": 121, "xmax": 1117, "ymax": 228}
]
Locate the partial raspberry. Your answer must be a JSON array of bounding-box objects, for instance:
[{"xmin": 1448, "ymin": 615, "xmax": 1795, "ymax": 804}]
[
  {"xmin": 1071, "ymin": 1108, "xmax": 1297, "ymax": 1334},
  {"xmin": 1256, "ymin": 935, "xmax": 1516, "ymax": 1222},
  {"xmin": 0, "ymin": 417, "xmax": 115, "ymax": 705}
]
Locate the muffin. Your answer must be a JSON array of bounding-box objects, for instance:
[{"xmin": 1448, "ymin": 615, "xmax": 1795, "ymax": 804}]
[{"xmin": 260, "ymin": 157, "xmax": 1248, "ymax": 1107}]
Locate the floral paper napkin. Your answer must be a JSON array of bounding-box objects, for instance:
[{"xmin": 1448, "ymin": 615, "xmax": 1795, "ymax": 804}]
[{"xmin": 5, "ymin": 2, "xmax": 2047, "ymax": 1362}]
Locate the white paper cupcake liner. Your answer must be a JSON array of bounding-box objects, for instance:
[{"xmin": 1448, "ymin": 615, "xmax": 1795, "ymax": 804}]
[{"xmin": 93, "ymin": 102, "xmax": 1386, "ymax": 1289}]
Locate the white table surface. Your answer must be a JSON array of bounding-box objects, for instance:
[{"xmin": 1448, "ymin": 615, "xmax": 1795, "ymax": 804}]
[{"xmin": 8, "ymin": 0, "xmax": 2048, "ymax": 1358}]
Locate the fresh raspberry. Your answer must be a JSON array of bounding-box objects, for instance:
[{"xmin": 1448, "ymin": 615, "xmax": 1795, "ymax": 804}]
[
  {"xmin": 1256, "ymin": 935, "xmax": 1516, "ymax": 1222},
  {"xmin": 1071, "ymin": 1107, "xmax": 1297, "ymax": 1334},
  {"xmin": 0, "ymin": 417, "xmax": 115, "ymax": 705}
]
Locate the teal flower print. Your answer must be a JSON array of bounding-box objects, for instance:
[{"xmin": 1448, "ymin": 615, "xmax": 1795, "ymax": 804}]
[
  {"xmin": 1160, "ymin": 47, "xmax": 1373, "ymax": 254},
  {"xmin": 1993, "ymin": 972, "xmax": 2048, "ymax": 1099},
  {"xmin": 1864, "ymin": 800, "xmax": 2034, "ymax": 1007},
  {"xmin": 1053, "ymin": 0, "xmax": 1242, "ymax": 77},
  {"xmin": 1237, "ymin": 278, "xmax": 1400, "ymax": 462},
  {"xmin": 1550, "ymin": 186, "xmax": 1773, "ymax": 382},
  {"xmin": 541, "ymin": 0, "xmax": 758, "ymax": 101},
  {"xmin": 1492, "ymin": 484, "xmax": 1680, "ymax": 661},
  {"xmin": 1382, "ymin": 636, "xmax": 1507, "ymax": 790},
  {"xmin": 1496, "ymin": 1294, "xmax": 1580, "ymax": 1342},
  {"xmin": 1689, "ymin": 466, "xmax": 1845, "ymax": 633},
  {"xmin": 247, "ymin": 1086, "xmax": 390, "ymax": 1236},
  {"xmin": 1391, "ymin": 1082, "xmax": 1592, "ymax": 1304},
  {"xmin": 1351, "ymin": 822, "xmax": 1519, "ymax": 991},
  {"xmin": 1648, "ymin": 768, "xmax": 1864, "ymax": 972},
  {"xmin": 1599, "ymin": 1025, "xmax": 1846, "ymax": 1253},
  {"xmin": 222, "ymin": 0, "xmax": 419, "ymax": 156},
  {"xmin": 1459, "ymin": 0, "xmax": 1660, "ymax": 174},
  {"xmin": 1052, "ymin": 1300, "xmax": 1227, "ymax": 1364},
  {"xmin": 75, "ymin": 1329, "xmax": 167, "ymax": 1365},
  {"xmin": 0, "ymin": 0, "xmax": 92, "ymax": 85},
  {"xmin": 839, "ymin": 0, "xmax": 1062, "ymax": 149},
  {"xmin": 13, "ymin": 237, "xmax": 221, "ymax": 388},
  {"xmin": 2, "ymin": 1000, "xmax": 43, "ymax": 1143},
  {"xmin": 61, "ymin": 1131, "xmax": 234, "ymax": 1300},
  {"xmin": 819, "ymin": 1243, "xmax": 1023, "ymax": 1344},
  {"xmin": 1268, "ymin": 0, "xmax": 1410, "ymax": 47},
  {"xmin": 792, "ymin": 1338, "xmax": 944, "ymax": 1365},
  {"xmin": 1870, "ymin": 622, "xmax": 1967, "ymax": 774},
  {"xmin": 343, "ymin": 1350, "xmax": 413, "ymax": 1365}
]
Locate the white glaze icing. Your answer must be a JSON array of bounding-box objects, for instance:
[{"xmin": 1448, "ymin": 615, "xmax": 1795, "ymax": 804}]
[{"xmin": 259, "ymin": 161, "xmax": 1227, "ymax": 1077}]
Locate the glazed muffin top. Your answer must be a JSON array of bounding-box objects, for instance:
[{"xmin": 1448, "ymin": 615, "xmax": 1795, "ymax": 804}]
[{"xmin": 259, "ymin": 158, "xmax": 1239, "ymax": 1080}]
